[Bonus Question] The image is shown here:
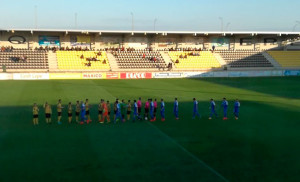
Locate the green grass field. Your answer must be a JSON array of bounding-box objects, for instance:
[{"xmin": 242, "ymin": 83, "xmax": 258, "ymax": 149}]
[{"xmin": 0, "ymin": 77, "xmax": 300, "ymax": 182}]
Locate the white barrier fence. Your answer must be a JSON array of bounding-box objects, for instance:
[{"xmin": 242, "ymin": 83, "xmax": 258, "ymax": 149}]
[{"xmin": 0, "ymin": 70, "xmax": 299, "ymax": 80}]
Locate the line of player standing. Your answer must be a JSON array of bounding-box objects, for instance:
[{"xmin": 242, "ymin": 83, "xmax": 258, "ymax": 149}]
[{"xmin": 32, "ymin": 97, "xmax": 240, "ymax": 125}]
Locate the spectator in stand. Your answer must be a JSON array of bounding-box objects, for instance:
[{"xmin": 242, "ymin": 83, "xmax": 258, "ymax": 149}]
[
  {"xmin": 212, "ymin": 45, "xmax": 216, "ymax": 52},
  {"xmin": 103, "ymin": 59, "xmax": 107, "ymax": 64},
  {"xmin": 175, "ymin": 59, "xmax": 179, "ymax": 64},
  {"xmin": 85, "ymin": 61, "xmax": 91, "ymax": 67},
  {"xmin": 1, "ymin": 46, "xmax": 5, "ymax": 52},
  {"xmin": 20, "ymin": 55, "xmax": 27, "ymax": 62}
]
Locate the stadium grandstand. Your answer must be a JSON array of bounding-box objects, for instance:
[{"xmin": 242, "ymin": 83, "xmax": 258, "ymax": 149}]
[{"xmin": 0, "ymin": 29, "xmax": 300, "ymax": 74}]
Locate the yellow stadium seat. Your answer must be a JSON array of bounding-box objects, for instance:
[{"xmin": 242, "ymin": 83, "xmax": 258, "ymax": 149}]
[
  {"xmin": 268, "ymin": 51, "xmax": 300, "ymax": 67},
  {"xmin": 168, "ymin": 51, "xmax": 221, "ymax": 69},
  {"xmin": 56, "ymin": 51, "xmax": 110, "ymax": 70}
]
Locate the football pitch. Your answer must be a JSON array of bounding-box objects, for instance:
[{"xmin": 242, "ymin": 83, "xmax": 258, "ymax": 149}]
[{"xmin": 0, "ymin": 77, "xmax": 300, "ymax": 182}]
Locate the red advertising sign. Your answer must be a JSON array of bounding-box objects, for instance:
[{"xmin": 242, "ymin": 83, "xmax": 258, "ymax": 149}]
[
  {"xmin": 106, "ymin": 73, "xmax": 119, "ymax": 79},
  {"xmin": 120, "ymin": 72, "xmax": 152, "ymax": 79}
]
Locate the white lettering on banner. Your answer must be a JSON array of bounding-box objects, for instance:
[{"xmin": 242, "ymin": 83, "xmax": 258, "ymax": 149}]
[
  {"xmin": 168, "ymin": 73, "xmax": 182, "ymax": 77},
  {"xmin": 13, "ymin": 73, "xmax": 49, "ymax": 80},
  {"xmin": 126, "ymin": 73, "xmax": 146, "ymax": 79},
  {"xmin": 82, "ymin": 73, "xmax": 103, "ymax": 79},
  {"xmin": 154, "ymin": 72, "xmax": 182, "ymax": 78}
]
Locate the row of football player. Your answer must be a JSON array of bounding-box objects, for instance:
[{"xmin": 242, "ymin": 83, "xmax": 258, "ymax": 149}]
[{"xmin": 31, "ymin": 98, "xmax": 240, "ymax": 125}]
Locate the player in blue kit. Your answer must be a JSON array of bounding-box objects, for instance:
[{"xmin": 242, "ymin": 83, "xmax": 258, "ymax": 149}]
[
  {"xmin": 192, "ymin": 98, "xmax": 201, "ymax": 119},
  {"xmin": 160, "ymin": 99, "xmax": 165, "ymax": 121},
  {"xmin": 114, "ymin": 100, "xmax": 123, "ymax": 123},
  {"xmin": 209, "ymin": 99, "xmax": 218, "ymax": 120},
  {"xmin": 222, "ymin": 98, "xmax": 228, "ymax": 120},
  {"xmin": 150, "ymin": 99, "xmax": 155, "ymax": 122},
  {"xmin": 234, "ymin": 99, "xmax": 240, "ymax": 120},
  {"xmin": 132, "ymin": 100, "xmax": 141, "ymax": 122},
  {"xmin": 173, "ymin": 98, "xmax": 179, "ymax": 120},
  {"xmin": 80, "ymin": 101, "xmax": 87, "ymax": 124}
]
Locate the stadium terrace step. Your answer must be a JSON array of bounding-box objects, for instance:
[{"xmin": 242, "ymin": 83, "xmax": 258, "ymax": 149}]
[
  {"xmin": 213, "ymin": 53, "xmax": 227, "ymax": 67},
  {"xmin": 113, "ymin": 51, "xmax": 168, "ymax": 70},
  {"xmin": 215, "ymin": 50, "xmax": 274, "ymax": 68},
  {"xmin": 48, "ymin": 51, "xmax": 58, "ymax": 71},
  {"xmin": 0, "ymin": 50, "xmax": 49, "ymax": 71},
  {"xmin": 261, "ymin": 52, "xmax": 281, "ymax": 68},
  {"xmin": 106, "ymin": 52, "xmax": 119, "ymax": 71}
]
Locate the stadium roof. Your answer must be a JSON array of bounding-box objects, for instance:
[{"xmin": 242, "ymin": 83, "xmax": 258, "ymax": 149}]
[{"xmin": 1, "ymin": 28, "xmax": 300, "ymax": 36}]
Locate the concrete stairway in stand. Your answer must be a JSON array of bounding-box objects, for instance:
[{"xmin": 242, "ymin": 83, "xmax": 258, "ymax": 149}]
[
  {"xmin": 159, "ymin": 51, "xmax": 178, "ymax": 71},
  {"xmin": 48, "ymin": 52, "xmax": 58, "ymax": 71},
  {"xmin": 213, "ymin": 53, "xmax": 227, "ymax": 67},
  {"xmin": 262, "ymin": 52, "xmax": 281, "ymax": 68},
  {"xmin": 106, "ymin": 52, "xmax": 119, "ymax": 71}
]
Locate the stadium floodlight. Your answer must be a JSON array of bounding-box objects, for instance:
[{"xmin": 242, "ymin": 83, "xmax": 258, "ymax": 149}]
[
  {"xmin": 225, "ymin": 22, "xmax": 231, "ymax": 31},
  {"xmin": 130, "ymin": 12, "xmax": 134, "ymax": 32},
  {"xmin": 292, "ymin": 21, "xmax": 300, "ymax": 32},
  {"xmin": 34, "ymin": 5, "xmax": 38, "ymax": 29},
  {"xmin": 218, "ymin": 17, "xmax": 224, "ymax": 32},
  {"xmin": 75, "ymin": 13, "xmax": 78, "ymax": 29},
  {"xmin": 154, "ymin": 18, "xmax": 158, "ymax": 31}
]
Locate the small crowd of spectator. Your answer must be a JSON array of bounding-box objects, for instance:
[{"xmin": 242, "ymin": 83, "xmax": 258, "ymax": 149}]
[
  {"xmin": 79, "ymin": 51, "xmax": 107, "ymax": 67},
  {"xmin": 35, "ymin": 46, "xmax": 92, "ymax": 53},
  {"xmin": 141, "ymin": 53, "xmax": 160, "ymax": 62},
  {"xmin": 160, "ymin": 47, "xmax": 203, "ymax": 52},
  {"xmin": 167, "ymin": 62, "xmax": 173, "ymax": 69},
  {"xmin": 108, "ymin": 47, "xmax": 153, "ymax": 52},
  {"xmin": 11, "ymin": 55, "xmax": 28, "ymax": 62},
  {"xmin": 1, "ymin": 46, "xmax": 14, "ymax": 52}
]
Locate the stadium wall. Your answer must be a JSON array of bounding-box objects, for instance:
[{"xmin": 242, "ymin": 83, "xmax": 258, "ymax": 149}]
[{"xmin": 1, "ymin": 70, "xmax": 299, "ymax": 80}]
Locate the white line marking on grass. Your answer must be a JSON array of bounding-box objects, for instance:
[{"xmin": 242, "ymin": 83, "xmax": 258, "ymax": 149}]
[{"xmin": 147, "ymin": 122, "xmax": 229, "ymax": 182}]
